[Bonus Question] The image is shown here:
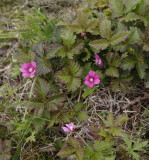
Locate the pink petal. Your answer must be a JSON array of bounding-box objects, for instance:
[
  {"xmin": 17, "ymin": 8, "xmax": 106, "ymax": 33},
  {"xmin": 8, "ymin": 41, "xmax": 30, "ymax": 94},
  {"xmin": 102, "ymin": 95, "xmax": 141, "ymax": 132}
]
[
  {"xmin": 89, "ymin": 70, "xmax": 95, "ymax": 77},
  {"xmin": 62, "ymin": 127, "xmax": 71, "ymax": 133},
  {"xmin": 30, "ymin": 74, "xmax": 35, "ymax": 78},
  {"xmin": 94, "ymin": 74, "xmax": 100, "ymax": 79},
  {"xmin": 85, "ymin": 75, "xmax": 90, "ymax": 81},
  {"xmin": 94, "ymin": 79, "xmax": 100, "ymax": 85},
  {"xmin": 31, "ymin": 62, "xmax": 36, "ymax": 68},
  {"xmin": 66, "ymin": 123, "xmax": 75, "ymax": 131},
  {"xmin": 22, "ymin": 72, "xmax": 30, "ymax": 78},
  {"xmin": 84, "ymin": 80, "xmax": 94, "ymax": 88},
  {"xmin": 94, "ymin": 53, "xmax": 99, "ymax": 59},
  {"xmin": 20, "ymin": 63, "xmax": 29, "ymax": 72}
]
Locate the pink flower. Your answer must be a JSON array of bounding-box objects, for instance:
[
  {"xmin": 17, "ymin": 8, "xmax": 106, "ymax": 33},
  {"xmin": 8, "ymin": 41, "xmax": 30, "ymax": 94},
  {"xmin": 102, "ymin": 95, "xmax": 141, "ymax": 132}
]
[
  {"xmin": 81, "ymin": 32, "xmax": 86, "ymax": 37},
  {"xmin": 94, "ymin": 53, "xmax": 103, "ymax": 66},
  {"xmin": 62, "ymin": 123, "xmax": 75, "ymax": 133},
  {"xmin": 20, "ymin": 62, "xmax": 36, "ymax": 78},
  {"xmin": 84, "ymin": 70, "xmax": 100, "ymax": 88}
]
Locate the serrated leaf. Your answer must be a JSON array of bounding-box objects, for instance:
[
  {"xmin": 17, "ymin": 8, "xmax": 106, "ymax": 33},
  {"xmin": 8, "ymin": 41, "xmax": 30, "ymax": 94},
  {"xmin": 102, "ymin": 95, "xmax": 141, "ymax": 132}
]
[
  {"xmin": 106, "ymin": 67, "xmax": 119, "ymax": 77},
  {"xmin": 109, "ymin": 0, "xmax": 124, "ymax": 17},
  {"xmin": 57, "ymin": 146, "xmax": 75, "ymax": 158},
  {"xmin": 47, "ymin": 94, "xmax": 65, "ymax": 110},
  {"xmin": 109, "ymin": 127, "xmax": 122, "ymax": 136},
  {"xmin": 121, "ymin": 12, "xmax": 139, "ymax": 22},
  {"xmin": 34, "ymin": 79, "xmax": 50, "ymax": 100},
  {"xmin": 136, "ymin": 63, "xmax": 148, "ymax": 79},
  {"xmin": 121, "ymin": 58, "xmax": 136, "ymax": 70},
  {"xmin": 61, "ymin": 30, "xmax": 76, "ymax": 49},
  {"xmin": 127, "ymin": 27, "xmax": 140, "ymax": 44},
  {"xmin": 115, "ymin": 115, "xmax": 129, "ymax": 126},
  {"xmin": 82, "ymin": 48, "xmax": 91, "ymax": 61},
  {"xmin": 111, "ymin": 31, "xmax": 130, "ymax": 45},
  {"xmin": 90, "ymin": 39, "xmax": 109, "ymax": 50},
  {"xmin": 68, "ymin": 42, "xmax": 84, "ymax": 59},
  {"xmin": 100, "ymin": 19, "xmax": 111, "ymax": 40},
  {"xmin": 124, "ymin": 0, "xmax": 140, "ymax": 14},
  {"xmin": 35, "ymin": 56, "xmax": 51, "ymax": 75},
  {"xmin": 104, "ymin": 113, "xmax": 114, "ymax": 127}
]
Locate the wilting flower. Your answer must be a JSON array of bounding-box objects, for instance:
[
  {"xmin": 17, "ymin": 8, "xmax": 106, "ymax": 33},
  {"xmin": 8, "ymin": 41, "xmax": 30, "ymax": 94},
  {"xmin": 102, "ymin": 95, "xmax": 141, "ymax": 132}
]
[
  {"xmin": 84, "ymin": 70, "xmax": 100, "ymax": 88},
  {"xmin": 62, "ymin": 123, "xmax": 75, "ymax": 133},
  {"xmin": 94, "ymin": 53, "xmax": 103, "ymax": 66},
  {"xmin": 20, "ymin": 62, "xmax": 36, "ymax": 78},
  {"xmin": 81, "ymin": 32, "xmax": 86, "ymax": 37}
]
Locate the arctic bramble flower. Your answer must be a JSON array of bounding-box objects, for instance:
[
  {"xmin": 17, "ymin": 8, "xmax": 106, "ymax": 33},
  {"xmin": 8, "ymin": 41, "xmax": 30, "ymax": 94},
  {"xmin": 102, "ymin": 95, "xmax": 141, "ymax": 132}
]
[
  {"xmin": 62, "ymin": 123, "xmax": 75, "ymax": 133},
  {"xmin": 20, "ymin": 62, "xmax": 36, "ymax": 78},
  {"xmin": 94, "ymin": 53, "xmax": 103, "ymax": 66},
  {"xmin": 81, "ymin": 32, "xmax": 86, "ymax": 37},
  {"xmin": 84, "ymin": 70, "xmax": 100, "ymax": 88}
]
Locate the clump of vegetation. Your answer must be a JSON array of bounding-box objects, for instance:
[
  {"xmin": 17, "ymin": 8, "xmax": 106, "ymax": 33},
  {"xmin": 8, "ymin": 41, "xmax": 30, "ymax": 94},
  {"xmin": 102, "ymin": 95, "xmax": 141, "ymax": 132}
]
[{"xmin": 0, "ymin": 0, "xmax": 149, "ymax": 159}]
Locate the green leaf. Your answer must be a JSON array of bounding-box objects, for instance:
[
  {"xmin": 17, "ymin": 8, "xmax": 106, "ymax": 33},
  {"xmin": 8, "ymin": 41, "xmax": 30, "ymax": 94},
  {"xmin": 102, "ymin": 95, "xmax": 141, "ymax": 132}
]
[
  {"xmin": 47, "ymin": 94, "xmax": 65, "ymax": 110},
  {"xmin": 111, "ymin": 31, "xmax": 130, "ymax": 45},
  {"xmin": 57, "ymin": 146, "xmax": 75, "ymax": 158},
  {"xmin": 34, "ymin": 79, "xmax": 50, "ymax": 100},
  {"xmin": 56, "ymin": 61, "xmax": 82, "ymax": 91},
  {"xmin": 108, "ymin": 127, "xmax": 122, "ymax": 136},
  {"xmin": 115, "ymin": 115, "xmax": 129, "ymax": 126},
  {"xmin": 121, "ymin": 58, "xmax": 136, "ymax": 70},
  {"xmin": 109, "ymin": 0, "xmax": 124, "ymax": 17},
  {"xmin": 124, "ymin": 0, "xmax": 140, "ymax": 14},
  {"xmin": 136, "ymin": 63, "xmax": 148, "ymax": 79},
  {"xmin": 127, "ymin": 27, "xmax": 140, "ymax": 44},
  {"xmin": 74, "ymin": 102, "xmax": 86, "ymax": 112},
  {"xmin": 68, "ymin": 42, "xmax": 84, "ymax": 59},
  {"xmin": 77, "ymin": 111, "xmax": 88, "ymax": 121},
  {"xmin": 100, "ymin": 19, "xmax": 111, "ymax": 40},
  {"xmin": 61, "ymin": 30, "xmax": 76, "ymax": 49},
  {"xmin": 26, "ymin": 131, "xmax": 36, "ymax": 143},
  {"xmin": 90, "ymin": 39, "xmax": 109, "ymax": 50},
  {"xmin": 35, "ymin": 56, "xmax": 51, "ymax": 75},
  {"xmin": 82, "ymin": 87, "xmax": 96, "ymax": 98},
  {"xmin": 106, "ymin": 67, "xmax": 119, "ymax": 77},
  {"xmin": 104, "ymin": 113, "xmax": 114, "ymax": 127},
  {"xmin": 121, "ymin": 12, "xmax": 139, "ymax": 22}
]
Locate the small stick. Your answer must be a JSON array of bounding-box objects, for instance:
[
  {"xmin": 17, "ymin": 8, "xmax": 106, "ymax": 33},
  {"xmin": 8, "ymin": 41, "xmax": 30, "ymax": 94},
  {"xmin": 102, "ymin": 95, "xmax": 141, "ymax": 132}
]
[{"xmin": 122, "ymin": 93, "xmax": 149, "ymax": 110}]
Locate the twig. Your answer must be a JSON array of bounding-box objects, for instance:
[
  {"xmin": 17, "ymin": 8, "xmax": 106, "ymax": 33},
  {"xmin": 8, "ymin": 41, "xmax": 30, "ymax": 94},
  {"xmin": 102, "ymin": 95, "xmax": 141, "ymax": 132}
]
[{"xmin": 122, "ymin": 93, "xmax": 149, "ymax": 110}]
